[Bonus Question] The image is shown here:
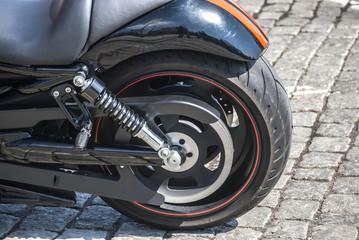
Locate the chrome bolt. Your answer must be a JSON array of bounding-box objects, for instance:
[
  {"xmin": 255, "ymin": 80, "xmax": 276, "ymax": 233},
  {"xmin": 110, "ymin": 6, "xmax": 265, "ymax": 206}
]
[
  {"xmin": 159, "ymin": 148, "xmax": 170, "ymax": 159},
  {"xmin": 53, "ymin": 91, "xmax": 59, "ymax": 98},
  {"xmin": 73, "ymin": 76, "xmax": 86, "ymax": 87},
  {"xmin": 65, "ymin": 87, "xmax": 72, "ymax": 93}
]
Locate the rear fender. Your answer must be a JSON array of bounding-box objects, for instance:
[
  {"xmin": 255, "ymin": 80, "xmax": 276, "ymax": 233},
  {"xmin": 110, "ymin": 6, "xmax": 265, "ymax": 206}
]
[{"xmin": 81, "ymin": 0, "xmax": 268, "ymax": 69}]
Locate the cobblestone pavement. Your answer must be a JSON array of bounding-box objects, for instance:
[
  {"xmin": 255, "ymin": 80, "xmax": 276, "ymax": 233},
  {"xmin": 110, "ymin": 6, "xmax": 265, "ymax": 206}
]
[{"xmin": 1, "ymin": 0, "xmax": 359, "ymax": 239}]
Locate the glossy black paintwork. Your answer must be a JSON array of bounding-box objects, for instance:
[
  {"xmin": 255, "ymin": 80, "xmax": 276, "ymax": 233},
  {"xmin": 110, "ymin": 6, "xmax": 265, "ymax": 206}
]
[{"xmin": 81, "ymin": 0, "xmax": 266, "ymax": 69}]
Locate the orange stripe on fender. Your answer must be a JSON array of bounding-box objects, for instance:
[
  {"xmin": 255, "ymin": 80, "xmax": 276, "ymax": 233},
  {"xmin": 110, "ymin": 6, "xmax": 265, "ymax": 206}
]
[{"xmin": 206, "ymin": 0, "xmax": 268, "ymax": 48}]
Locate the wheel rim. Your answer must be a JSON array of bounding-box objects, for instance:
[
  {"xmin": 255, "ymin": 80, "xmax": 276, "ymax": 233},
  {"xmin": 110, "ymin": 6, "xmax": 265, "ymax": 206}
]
[{"xmin": 96, "ymin": 72, "xmax": 260, "ymax": 216}]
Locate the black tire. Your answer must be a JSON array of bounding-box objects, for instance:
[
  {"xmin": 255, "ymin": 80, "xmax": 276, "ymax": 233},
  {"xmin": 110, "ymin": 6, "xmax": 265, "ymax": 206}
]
[{"xmin": 96, "ymin": 51, "xmax": 292, "ymax": 229}]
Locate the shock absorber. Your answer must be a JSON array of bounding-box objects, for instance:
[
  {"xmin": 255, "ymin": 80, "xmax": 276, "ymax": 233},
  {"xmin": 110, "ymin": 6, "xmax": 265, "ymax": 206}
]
[{"xmin": 75, "ymin": 76, "xmax": 183, "ymax": 170}]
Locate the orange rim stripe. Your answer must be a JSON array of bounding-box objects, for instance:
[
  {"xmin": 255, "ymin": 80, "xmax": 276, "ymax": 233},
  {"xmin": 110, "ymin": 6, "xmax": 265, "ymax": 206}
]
[{"xmin": 206, "ymin": 0, "xmax": 268, "ymax": 48}]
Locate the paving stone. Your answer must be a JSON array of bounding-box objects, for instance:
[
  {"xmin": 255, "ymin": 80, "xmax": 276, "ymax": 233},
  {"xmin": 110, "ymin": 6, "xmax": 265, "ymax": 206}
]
[
  {"xmin": 319, "ymin": 214, "xmax": 359, "ymax": 227},
  {"xmin": 91, "ymin": 196, "xmax": 108, "ymax": 205},
  {"xmin": 292, "ymin": 127, "xmax": 312, "ymax": 143},
  {"xmin": 300, "ymin": 152, "xmax": 342, "ymax": 168},
  {"xmin": 274, "ymin": 173, "xmax": 291, "ymax": 189},
  {"xmin": 0, "ymin": 204, "xmax": 30, "ymax": 217},
  {"xmin": 309, "ymin": 137, "xmax": 350, "ymax": 152},
  {"xmin": 263, "ymin": 3, "xmax": 291, "ymax": 12},
  {"xmin": 310, "ymin": 55, "xmax": 345, "ymax": 67},
  {"xmin": 322, "ymin": 194, "xmax": 359, "ymax": 214},
  {"xmin": 289, "ymin": 10, "xmax": 315, "ymax": 18},
  {"xmin": 259, "ymin": 190, "xmax": 281, "ymax": 208},
  {"xmin": 4, "ymin": 230, "xmax": 58, "ymax": 240},
  {"xmin": 319, "ymin": 108, "xmax": 359, "ymax": 123},
  {"xmin": 19, "ymin": 207, "xmax": 78, "ymax": 232},
  {"xmin": 338, "ymin": 161, "xmax": 359, "ymax": 176},
  {"xmin": 302, "ymin": 20, "xmax": 334, "ymax": 32},
  {"xmin": 269, "ymin": 26, "xmax": 301, "ymax": 35},
  {"xmin": 333, "ymin": 81, "xmax": 359, "ymax": 93},
  {"xmin": 327, "ymin": 92, "xmax": 359, "ymax": 108},
  {"xmin": 317, "ymin": 38, "xmax": 354, "ymax": 56},
  {"xmin": 169, "ymin": 228, "xmax": 216, "ymax": 238},
  {"xmin": 337, "ymin": 71, "xmax": 359, "ymax": 81},
  {"xmin": 289, "ymin": 142, "xmax": 306, "ymax": 159},
  {"xmin": 263, "ymin": 220, "xmax": 309, "ymax": 239},
  {"xmin": 293, "ymin": 112, "xmax": 317, "ymax": 127},
  {"xmin": 258, "ymin": 12, "xmax": 284, "ymax": 20},
  {"xmin": 283, "ymin": 181, "xmax": 329, "ymax": 200},
  {"xmin": 297, "ymin": 75, "xmax": 335, "ymax": 89},
  {"xmin": 333, "ymin": 177, "xmax": 359, "ymax": 193},
  {"xmin": 236, "ymin": 207, "xmax": 272, "ymax": 228},
  {"xmin": 329, "ymin": 28, "xmax": 359, "ymax": 39},
  {"xmin": 0, "ymin": 214, "xmax": 20, "ymax": 238},
  {"xmin": 215, "ymin": 228, "xmax": 262, "ymax": 240},
  {"xmin": 72, "ymin": 205, "xmax": 121, "ymax": 230},
  {"xmin": 290, "ymin": 98, "xmax": 324, "ymax": 112},
  {"xmin": 344, "ymin": 53, "xmax": 359, "ymax": 71},
  {"xmin": 276, "ymin": 17, "xmax": 309, "ymax": 26},
  {"xmin": 306, "ymin": 65, "xmax": 342, "ymax": 77},
  {"xmin": 56, "ymin": 229, "xmax": 107, "ymax": 240},
  {"xmin": 294, "ymin": 168, "xmax": 335, "ymax": 181},
  {"xmin": 112, "ymin": 222, "xmax": 166, "ymax": 239},
  {"xmin": 311, "ymin": 225, "xmax": 358, "ymax": 240},
  {"xmin": 275, "ymin": 200, "xmax": 319, "ymax": 220},
  {"xmin": 316, "ymin": 123, "xmax": 354, "ymax": 137},
  {"xmin": 256, "ymin": 19, "xmax": 276, "ymax": 28},
  {"xmin": 346, "ymin": 146, "xmax": 359, "ymax": 161},
  {"xmin": 73, "ymin": 192, "xmax": 91, "ymax": 209}
]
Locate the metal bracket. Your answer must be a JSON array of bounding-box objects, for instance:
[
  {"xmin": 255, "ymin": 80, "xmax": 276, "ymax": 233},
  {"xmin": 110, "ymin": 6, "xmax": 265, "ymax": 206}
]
[{"xmin": 51, "ymin": 84, "xmax": 92, "ymax": 149}]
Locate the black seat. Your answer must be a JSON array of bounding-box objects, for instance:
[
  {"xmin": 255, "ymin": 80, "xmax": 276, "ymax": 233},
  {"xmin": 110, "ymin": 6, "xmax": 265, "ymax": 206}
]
[
  {"xmin": 0, "ymin": 0, "xmax": 92, "ymax": 66},
  {"xmin": 0, "ymin": 0, "xmax": 172, "ymax": 66}
]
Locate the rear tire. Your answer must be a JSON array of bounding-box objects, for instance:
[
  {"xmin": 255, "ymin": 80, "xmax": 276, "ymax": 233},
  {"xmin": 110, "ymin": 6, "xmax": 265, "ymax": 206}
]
[{"xmin": 97, "ymin": 51, "xmax": 292, "ymax": 229}]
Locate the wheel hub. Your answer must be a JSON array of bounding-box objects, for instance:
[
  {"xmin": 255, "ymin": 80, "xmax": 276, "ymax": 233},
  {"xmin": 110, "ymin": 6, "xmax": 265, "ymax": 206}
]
[{"xmin": 163, "ymin": 132, "xmax": 199, "ymax": 172}]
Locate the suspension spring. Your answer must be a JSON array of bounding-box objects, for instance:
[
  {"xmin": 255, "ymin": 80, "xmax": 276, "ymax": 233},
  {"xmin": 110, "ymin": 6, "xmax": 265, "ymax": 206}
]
[{"xmin": 79, "ymin": 77, "xmax": 165, "ymax": 151}]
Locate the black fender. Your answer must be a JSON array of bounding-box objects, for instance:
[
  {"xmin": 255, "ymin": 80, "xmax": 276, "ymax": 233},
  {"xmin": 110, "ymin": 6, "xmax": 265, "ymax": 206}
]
[{"xmin": 81, "ymin": 0, "xmax": 268, "ymax": 69}]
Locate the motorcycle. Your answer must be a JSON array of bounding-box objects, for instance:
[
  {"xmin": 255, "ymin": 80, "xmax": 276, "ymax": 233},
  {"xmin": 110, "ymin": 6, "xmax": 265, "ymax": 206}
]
[{"xmin": 0, "ymin": 0, "xmax": 292, "ymax": 229}]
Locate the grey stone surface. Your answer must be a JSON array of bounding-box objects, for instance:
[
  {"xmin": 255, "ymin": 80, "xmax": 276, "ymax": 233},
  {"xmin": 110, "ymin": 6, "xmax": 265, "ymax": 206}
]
[
  {"xmin": 263, "ymin": 220, "xmax": 309, "ymax": 239},
  {"xmin": 333, "ymin": 177, "xmax": 359, "ymax": 193},
  {"xmin": 215, "ymin": 228, "xmax": 262, "ymax": 240},
  {"xmin": 0, "ymin": 214, "xmax": 20, "ymax": 238},
  {"xmin": 56, "ymin": 229, "xmax": 107, "ymax": 240},
  {"xmin": 5, "ymin": 230, "xmax": 58, "ymax": 240},
  {"xmin": 316, "ymin": 123, "xmax": 354, "ymax": 137},
  {"xmin": 300, "ymin": 152, "xmax": 342, "ymax": 168},
  {"xmin": 259, "ymin": 190, "xmax": 281, "ymax": 208},
  {"xmin": 311, "ymin": 225, "xmax": 358, "ymax": 240},
  {"xmin": 294, "ymin": 168, "xmax": 335, "ymax": 181},
  {"xmin": 289, "ymin": 143, "xmax": 306, "ymax": 159},
  {"xmin": 319, "ymin": 214, "xmax": 359, "ymax": 227},
  {"xmin": 346, "ymin": 147, "xmax": 359, "ymax": 161},
  {"xmin": 283, "ymin": 181, "xmax": 330, "ymax": 200},
  {"xmin": 292, "ymin": 112, "xmax": 317, "ymax": 127},
  {"xmin": 112, "ymin": 222, "xmax": 166, "ymax": 239},
  {"xmin": 319, "ymin": 108, "xmax": 359, "ymax": 123},
  {"xmin": 72, "ymin": 205, "xmax": 121, "ymax": 230},
  {"xmin": 338, "ymin": 161, "xmax": 359, "ymax": 176},
  {"xmin": 275, "ymin": 200, "xmax": 319, "ymax": 220},
  {"xmin": 0, "ymin": 204, "xmax": 30, "ymax": 216},
  {"xmin": 309, "ymin": 137, "xmax": 350, "ymax": 152},
  {"xmin": 236, "ymin": 207, "xmax": 272, "ymax": 228},
  {"xmin": 19, "ymin": 207, "xmax": 78, "ymax": 232},
  {"xmin": 292, "ymin": 127, "xmax": 312, "ymax": 143},
  {"xmin": 322, "ymin": 194, "xmax": 359, "ymax": 214}
]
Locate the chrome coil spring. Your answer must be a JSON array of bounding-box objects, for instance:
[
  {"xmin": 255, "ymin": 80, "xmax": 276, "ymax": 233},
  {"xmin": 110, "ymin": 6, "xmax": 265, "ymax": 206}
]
[{"xmin": 95, "ymin": 90, "xmax": 145, "ymax": 135}]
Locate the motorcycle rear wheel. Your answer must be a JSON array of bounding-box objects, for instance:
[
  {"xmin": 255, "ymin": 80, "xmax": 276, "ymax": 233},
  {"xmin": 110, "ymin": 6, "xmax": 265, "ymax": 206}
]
[{"xmin": 96, "ymin": 51, "xmax": 292, "ymax": 229}]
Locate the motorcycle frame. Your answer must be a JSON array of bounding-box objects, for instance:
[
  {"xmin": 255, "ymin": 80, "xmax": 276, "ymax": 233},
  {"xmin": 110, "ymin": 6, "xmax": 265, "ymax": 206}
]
[{"xmin": 0, "ymin": 0, "xmax": 268, "ymax": 205}]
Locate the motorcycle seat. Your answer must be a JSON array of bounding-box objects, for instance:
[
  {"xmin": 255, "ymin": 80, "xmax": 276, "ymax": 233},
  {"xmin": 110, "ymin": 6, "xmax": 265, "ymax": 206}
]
[
  {"xmin": 0, "ymin": 0, "xmax": 92, "ymax": 66},
  {"xmin": 0, "ymin": 0, "xmax": 171, "ymax": 67}
]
